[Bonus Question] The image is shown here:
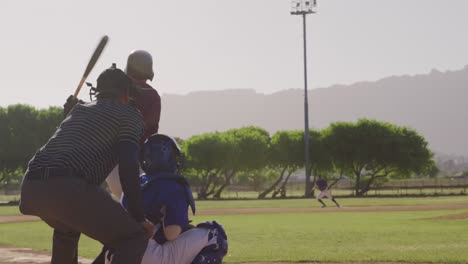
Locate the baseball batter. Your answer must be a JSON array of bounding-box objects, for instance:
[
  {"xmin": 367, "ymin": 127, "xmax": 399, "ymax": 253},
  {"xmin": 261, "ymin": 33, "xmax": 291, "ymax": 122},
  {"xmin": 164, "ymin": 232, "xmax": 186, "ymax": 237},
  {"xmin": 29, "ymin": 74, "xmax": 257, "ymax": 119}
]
[{"xmin": 106, "ymin": 50, "xmax": 162, "ymax": 200}]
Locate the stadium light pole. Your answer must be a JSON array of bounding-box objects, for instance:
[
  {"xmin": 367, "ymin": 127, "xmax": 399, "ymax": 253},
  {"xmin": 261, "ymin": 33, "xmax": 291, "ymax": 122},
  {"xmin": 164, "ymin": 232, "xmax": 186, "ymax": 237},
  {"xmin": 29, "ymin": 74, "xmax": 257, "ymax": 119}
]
[{"xmin": 291, "ymin": 0, "xmax": 316, "ymax": 197}]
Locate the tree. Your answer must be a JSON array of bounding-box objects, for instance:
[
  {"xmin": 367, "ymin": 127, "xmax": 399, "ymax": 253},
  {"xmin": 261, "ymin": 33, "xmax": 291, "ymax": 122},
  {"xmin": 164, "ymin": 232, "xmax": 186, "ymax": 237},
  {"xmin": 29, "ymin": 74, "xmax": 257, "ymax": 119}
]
[
  {"xmin": 307, "ymin": 129, "xmax": 334, "ymax": 196},
  {"xmin": 0, "ymin": 168, "xmax": 24, "ymax": 191},
  {"xmin": 258, "ymin": 130, "xmax": 303, "ymax": 199},
  {"xmin": 0, "ymin": 107, "xmax": 10, "ymax": 172},
  {"xmin": 213, "ymin": 126, "xmax": 270, "ymax": 199},
  {"xmin": 323, "ymin": 119, "xmax": 434, "ymax": 196},
  {"xmin": 0, "ymin": 105, "xmax": 63, "ymax": 191},
  {"xmin": 182, "ymin": 132, "xmax": 231, "ymax": 199}
]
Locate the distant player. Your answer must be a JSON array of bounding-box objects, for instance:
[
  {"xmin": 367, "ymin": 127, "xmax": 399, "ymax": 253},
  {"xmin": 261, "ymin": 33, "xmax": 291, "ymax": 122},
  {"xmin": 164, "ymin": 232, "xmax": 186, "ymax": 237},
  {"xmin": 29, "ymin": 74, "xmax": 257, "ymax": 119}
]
[
  {"xmin": 95, "ymin": 134, "xmax": 228, "ymax": 264},
  {"xmin": 315, "ymin": 178, "xmax": 340, "ymax": 208}
]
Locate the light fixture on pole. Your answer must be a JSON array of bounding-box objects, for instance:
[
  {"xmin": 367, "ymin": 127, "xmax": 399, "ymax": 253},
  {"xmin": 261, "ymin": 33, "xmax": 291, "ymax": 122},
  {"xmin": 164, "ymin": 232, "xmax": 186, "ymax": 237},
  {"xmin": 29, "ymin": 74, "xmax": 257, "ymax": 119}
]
[{"xmin": 291, "ymin": 0, "xmax": 316, "ymax": 197}]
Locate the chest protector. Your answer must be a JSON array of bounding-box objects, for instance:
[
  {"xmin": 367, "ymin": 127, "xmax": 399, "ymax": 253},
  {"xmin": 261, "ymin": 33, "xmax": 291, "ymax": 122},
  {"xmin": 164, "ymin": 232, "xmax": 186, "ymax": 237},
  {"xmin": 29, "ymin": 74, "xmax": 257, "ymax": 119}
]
[{"xmin": 122, "ymin": 172, "xmax": 195, "ymax": 228}]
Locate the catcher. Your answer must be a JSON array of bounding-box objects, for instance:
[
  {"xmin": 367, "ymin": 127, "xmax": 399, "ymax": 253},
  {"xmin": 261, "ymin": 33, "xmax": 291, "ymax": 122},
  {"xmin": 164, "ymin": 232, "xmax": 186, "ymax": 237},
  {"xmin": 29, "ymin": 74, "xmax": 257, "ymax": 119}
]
[{"xmin": 94, "ymin": 134, "xmax": 228, "ymax": 264}]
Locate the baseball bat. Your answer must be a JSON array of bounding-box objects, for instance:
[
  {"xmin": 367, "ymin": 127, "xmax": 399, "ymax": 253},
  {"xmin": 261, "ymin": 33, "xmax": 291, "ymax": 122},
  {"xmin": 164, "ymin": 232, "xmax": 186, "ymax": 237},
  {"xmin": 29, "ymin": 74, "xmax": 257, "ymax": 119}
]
[{"xmin": 73, "ymin": 35, "xmax": 109, "ymax": 98}]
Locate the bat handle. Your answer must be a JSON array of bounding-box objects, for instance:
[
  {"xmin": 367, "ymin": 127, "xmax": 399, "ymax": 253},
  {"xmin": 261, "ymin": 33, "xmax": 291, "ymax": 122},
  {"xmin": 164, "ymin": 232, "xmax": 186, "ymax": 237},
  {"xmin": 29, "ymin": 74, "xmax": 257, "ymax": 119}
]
[{"xmin": 74, "ymin": 78, "xmax": 86, "ymax": 98}]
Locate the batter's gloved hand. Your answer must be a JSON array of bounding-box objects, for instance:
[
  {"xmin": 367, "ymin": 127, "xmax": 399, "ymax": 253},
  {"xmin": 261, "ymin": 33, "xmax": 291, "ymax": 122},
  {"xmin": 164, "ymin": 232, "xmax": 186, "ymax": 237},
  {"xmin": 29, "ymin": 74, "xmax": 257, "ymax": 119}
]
[{"xmin": 63, "ymin": 95, "xmax": 84, "ymax": 117}]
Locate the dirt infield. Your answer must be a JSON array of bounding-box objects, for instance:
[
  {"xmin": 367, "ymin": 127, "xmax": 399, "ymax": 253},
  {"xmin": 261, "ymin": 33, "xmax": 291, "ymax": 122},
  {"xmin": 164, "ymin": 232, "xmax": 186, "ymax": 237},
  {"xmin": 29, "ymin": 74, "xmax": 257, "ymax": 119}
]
[
  {"xmin": 0, "ymin": 204, "xmax": 466, "ymax": 263},
  {"xmin": 0, "ymin": 245, "xmax": 434, "ymax": 264},
  {"xmin": 0, "ymin": 244, "xmax": 433, "ymax": 264},
  {"xmin": 0, "ymin": 244, "xmax": 91, "ymax": 264}
]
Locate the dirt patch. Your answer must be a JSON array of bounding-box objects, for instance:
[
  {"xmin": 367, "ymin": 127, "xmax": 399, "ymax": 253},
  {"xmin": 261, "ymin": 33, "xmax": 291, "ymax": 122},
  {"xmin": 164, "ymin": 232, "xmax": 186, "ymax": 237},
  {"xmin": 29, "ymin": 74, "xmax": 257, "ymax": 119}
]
[
  {"xmin": 0, "ymin": 245, "xmax": 432, "ymax": 264},
  {"xmin": 422, "ymin": 211, "xmax": 468, "ymax": 220},
  {"xmin": 0, "ymin": 215, "xmax": 40, "ymax": 224},
  {"xmin": 0, "ymin": 245, "xmax": 91, "ymax": 264}
]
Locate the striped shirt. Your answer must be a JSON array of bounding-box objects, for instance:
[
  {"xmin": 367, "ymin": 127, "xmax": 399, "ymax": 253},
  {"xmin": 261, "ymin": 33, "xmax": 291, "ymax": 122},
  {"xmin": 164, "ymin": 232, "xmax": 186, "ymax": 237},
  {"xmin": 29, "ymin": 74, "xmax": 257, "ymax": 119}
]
[{"xmin": 28, "ymin": 100, "xmax": 144, "ymax": 185}]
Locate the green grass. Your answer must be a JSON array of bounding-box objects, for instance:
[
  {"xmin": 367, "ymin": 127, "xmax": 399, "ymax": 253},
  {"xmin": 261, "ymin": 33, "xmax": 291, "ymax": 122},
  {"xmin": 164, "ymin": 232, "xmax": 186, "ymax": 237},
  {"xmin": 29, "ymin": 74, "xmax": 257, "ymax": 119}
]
[
  {"xmin": 0, "ymin": 209, "xmax": 467, "ymax": 263},
  {"xmin": 196, "ymin": 196, "xmax": 468, "ymax": 210},
  {"xmin": 215, "ymin": 188, "xmax": 468, "ymax": 199},
  {"xmin": 207, "ymin": 210, "xmax": 468, "ymax": 263},
  {"xmin": 0, "ymin": 206, "xmax": 20, "ymax": 216},
  {"xmin": 0, "ymin": 221, "xmax": 101, "ymax": 257},
  {"xmin": 0, "ymin": 196, "xmax": 467, "ymax": 216},
  {"xmin": 0, "ymin": 195, "xmax": 19, "ymax": 203}
]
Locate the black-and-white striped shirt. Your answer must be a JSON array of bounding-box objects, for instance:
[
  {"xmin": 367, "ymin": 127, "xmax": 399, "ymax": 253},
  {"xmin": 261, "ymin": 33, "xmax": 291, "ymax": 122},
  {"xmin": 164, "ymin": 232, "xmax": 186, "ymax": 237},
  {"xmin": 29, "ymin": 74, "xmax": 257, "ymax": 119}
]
[{"xmin": 28, "ymin": 100, "xmax": 144, "ymax": 185}]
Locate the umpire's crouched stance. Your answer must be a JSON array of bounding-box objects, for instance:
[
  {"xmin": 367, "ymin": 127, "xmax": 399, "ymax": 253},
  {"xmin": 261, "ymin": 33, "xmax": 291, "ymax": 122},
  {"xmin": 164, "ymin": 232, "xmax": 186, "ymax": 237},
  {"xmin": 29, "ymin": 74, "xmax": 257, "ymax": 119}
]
[{"xmin": 19, "ymin": 65, "xmax": 154, "ymax": 264}]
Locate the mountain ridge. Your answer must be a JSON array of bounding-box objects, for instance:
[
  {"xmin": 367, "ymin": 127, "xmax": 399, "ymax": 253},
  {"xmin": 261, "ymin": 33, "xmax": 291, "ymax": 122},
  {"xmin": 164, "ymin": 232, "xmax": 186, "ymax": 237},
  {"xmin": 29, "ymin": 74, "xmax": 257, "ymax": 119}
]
[{"xmin": 158, "ymin": 65, "xmax": 468, "ymax": 157}]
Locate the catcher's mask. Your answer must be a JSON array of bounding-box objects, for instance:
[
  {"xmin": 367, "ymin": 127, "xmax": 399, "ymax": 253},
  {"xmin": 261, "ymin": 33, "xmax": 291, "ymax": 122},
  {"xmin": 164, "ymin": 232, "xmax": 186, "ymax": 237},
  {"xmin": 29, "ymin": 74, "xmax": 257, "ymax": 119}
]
[
  {"xmin": 89, "ymin": 63, "xmax": 137, "ymax": 102},
  {"xmin": 141, "ymin": 134, "xmax": 185, "ymax": 174}
]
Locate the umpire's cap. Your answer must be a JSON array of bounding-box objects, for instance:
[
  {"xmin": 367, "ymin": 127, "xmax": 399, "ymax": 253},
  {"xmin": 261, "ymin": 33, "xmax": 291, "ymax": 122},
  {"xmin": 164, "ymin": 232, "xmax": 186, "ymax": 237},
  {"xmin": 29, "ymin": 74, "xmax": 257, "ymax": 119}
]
[{"xmin": 95, "ymin": 63, "xmax": 133, "ymax": 98}]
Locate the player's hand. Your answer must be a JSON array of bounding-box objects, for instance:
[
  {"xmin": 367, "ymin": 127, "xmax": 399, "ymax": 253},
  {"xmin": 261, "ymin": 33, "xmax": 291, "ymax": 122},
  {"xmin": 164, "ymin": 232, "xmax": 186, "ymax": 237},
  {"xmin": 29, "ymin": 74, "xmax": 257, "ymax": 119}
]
[
  {"xmin": 63, "ymin": 95, "xmax": 84, "ymax": 116},
  {"xmin": 141, "ymin": 219, "xmax": 155, "ymax": 239}
]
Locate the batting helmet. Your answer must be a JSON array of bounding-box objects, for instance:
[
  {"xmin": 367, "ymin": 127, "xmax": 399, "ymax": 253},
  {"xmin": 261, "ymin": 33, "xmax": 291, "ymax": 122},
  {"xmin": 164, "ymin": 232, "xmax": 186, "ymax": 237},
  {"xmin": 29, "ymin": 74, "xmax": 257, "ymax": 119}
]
[
  {"xmin": 141, "ymin": 134, "xmax": 184, "ymax": 174},
  {"xmin": 125, "ymin": 50, "xmax": 154, "ymax": 81}
]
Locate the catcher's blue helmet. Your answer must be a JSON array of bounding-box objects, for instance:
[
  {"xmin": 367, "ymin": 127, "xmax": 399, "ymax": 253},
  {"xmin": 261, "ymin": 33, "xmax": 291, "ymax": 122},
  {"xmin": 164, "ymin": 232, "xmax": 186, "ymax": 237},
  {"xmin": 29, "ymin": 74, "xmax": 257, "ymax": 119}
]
[{"xmin": 141, "ymin": 134, "xmax": 184, "ymax": 174}]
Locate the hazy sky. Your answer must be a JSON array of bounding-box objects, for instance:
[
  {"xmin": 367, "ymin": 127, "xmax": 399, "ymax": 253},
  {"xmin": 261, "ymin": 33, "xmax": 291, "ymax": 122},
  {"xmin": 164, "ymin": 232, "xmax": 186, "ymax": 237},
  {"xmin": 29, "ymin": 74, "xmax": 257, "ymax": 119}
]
[{"xmin": 1, "ymin": 0, "xmax": 468, "ymax": 107}]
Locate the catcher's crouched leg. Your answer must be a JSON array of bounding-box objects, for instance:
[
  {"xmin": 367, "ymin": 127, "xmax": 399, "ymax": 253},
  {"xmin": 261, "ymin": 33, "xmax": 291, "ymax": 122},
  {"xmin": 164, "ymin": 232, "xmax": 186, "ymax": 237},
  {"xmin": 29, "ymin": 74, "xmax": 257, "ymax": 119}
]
[{"xmin": 192, "ymin": 221, "xmax": 228, "ymax": 264}]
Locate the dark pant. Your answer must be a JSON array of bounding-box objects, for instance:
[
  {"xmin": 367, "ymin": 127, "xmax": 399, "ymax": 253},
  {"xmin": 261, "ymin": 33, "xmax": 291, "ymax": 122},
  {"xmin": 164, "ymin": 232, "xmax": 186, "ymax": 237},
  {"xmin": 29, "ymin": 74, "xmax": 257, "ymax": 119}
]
[{"xmin": 20, "ymin": 175, "xmax": 147, "ymax": 264}]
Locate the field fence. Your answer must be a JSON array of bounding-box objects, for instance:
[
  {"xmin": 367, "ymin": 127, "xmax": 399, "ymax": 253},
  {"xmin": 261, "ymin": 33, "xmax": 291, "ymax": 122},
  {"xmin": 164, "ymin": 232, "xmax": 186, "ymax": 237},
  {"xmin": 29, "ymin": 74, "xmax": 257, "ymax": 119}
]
[
  {"xmin": 2, "ymin": 178, "xmax": 467, "ymax": 201},
  {"xmin": 191, "ymin": 177, "xmax": 468, "ymax": 199}
]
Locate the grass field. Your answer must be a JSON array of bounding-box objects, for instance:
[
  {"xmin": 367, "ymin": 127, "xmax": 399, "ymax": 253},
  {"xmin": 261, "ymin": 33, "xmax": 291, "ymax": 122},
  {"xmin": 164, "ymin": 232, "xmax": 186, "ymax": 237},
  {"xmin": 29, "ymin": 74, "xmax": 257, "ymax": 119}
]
[
  {"xmin": 0, "ymin": 194, "xmax": 19, "ymax": 203},
  {"xmin": 1, "ymin": 196, "xmax": 468, "ymax": 215},
  {"xmin": 0, "ymin": 209, "xmax": 467, "ymax": 263},
  {"xmin": 218, "ymin": 188, "xmax": 468, "ymax": 199},
  {"xmin": 0, "ymin": 196, "xmax": 467, "ymax": 215},
  {"xmin": 2, "ymin": 185, "xmax": 468, "ymax": 201},
  {"xmin": 1, "ymin": 197, "xmax": 468, "ymax": 263},
  {"xmin": 197, "ymin": 196, "xmax": 468, "ymax": 210},
  {"xmin": 0, "ymin": 206, "xmax": 21, "ymax": 216}
]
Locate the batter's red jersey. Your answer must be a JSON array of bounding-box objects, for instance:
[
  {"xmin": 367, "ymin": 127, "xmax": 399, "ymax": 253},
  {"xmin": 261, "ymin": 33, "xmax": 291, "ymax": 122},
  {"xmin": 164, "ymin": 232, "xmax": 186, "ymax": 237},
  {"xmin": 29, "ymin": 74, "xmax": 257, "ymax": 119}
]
[{"xmin": 133, "ymin": 79, "xmax": 161, "ymax": 142}]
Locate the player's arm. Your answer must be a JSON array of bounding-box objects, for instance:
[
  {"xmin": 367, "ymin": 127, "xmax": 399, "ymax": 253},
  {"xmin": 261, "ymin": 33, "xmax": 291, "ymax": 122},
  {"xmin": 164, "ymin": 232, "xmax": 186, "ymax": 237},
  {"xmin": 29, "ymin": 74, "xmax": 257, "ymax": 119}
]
[
  {"xmin": 162, "ymin": 188, "xmax": 190, "ymax": 241},
  {"xmin": 118, "ymin": 141, "xmax": 144, "ymax": 222},
  {"xmin": 117, "ymin": 114, "xmax": 146, "ymax": 222},
  {"xmin": 145, "ymin": 91, "xmax": 161, "ymax": 135},
  {"xmin": 164, "ymin": 225, "xmax": 182, "ymax": 241}
]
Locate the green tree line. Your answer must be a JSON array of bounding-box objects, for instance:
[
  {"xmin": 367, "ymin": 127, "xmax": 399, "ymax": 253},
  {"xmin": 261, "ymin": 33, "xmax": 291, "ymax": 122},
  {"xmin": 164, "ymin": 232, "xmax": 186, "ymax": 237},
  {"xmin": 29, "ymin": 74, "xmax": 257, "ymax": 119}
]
[
  {"xmin": 0, "ymin": 105, "xmax": 63, "ymax": 190},
  {"xmin": 182, "ymin": 120, "xmax": 436, "ymax": 198},
  {"xmin": 0, "ymin": 104, "xmax": 436, "ymax": 198}
]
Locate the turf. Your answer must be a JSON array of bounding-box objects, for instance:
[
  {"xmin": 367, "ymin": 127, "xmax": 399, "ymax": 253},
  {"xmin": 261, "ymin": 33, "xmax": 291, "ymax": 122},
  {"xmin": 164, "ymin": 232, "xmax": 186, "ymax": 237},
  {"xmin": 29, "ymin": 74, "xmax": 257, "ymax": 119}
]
[
  {"xmin": 204, "ymin": 210, "xmax": 468, "ymax": 263},
  {"xmin": 0, "ymin": 209, "xmax": 467, "ymax": 263},
  {"xmin": 1, "ymin": 196, "xmax": 467, "ymax": 216},
  {"xmin": 0, "ymin": 206, "xmax": 20, "ymax": 216},
  {"xmin": 196, "ymin": 196, "xmax": 468, "ymax": 210}
]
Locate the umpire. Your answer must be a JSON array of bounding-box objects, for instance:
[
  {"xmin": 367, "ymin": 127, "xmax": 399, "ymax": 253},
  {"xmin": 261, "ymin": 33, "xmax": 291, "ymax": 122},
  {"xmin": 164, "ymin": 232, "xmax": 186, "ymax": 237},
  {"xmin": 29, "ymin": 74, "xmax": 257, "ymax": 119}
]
[{"xmin": 19, "ymin": 64, "xmax": 153, "ymax": 264}]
